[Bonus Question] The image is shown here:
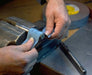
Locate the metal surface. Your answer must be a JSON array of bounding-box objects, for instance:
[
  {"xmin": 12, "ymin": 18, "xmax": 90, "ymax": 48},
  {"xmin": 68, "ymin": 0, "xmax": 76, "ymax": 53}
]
[
  {"xmin": 59, "ymin": 42, "xmax": 86, "ymax": 75},
  {"xmin": 0, "ymin": 20, "xmax": 26, "ymax": 47},
  {"xmin": 41, "ymin": 41, "xmax": 86, "ymax": 75},
  {"xmin": 36, "ymin": 39, "xmax": 60, "ymax": 62},
  {"xmin": 65, "ymin": 22, "xmax": 92, "ymax": 75},
  {"xmin": 7, "ymin": 17, "xmax": 45, "ymax": 31},
  {"xmin": 41, "ymin": 48, "xmax": 80, "ymax": 75},
  {"xmin": 0, "ymin": 17, "xmax": 46, "ymax": 47}
]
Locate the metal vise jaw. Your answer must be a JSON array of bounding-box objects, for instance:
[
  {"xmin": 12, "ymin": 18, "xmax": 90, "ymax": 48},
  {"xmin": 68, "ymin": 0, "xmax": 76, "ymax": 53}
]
[{"xmin": 0, "ymin": 17, "xmax": 45, "ymax": 47}]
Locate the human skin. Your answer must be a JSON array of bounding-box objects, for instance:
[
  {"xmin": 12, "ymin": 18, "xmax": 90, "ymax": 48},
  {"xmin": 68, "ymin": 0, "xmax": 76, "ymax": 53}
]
[
  {"xmin": 45, "ymin": 0, "xmax": 70, "ymax": 38},
  {"xmin": 0, "ymin": 38, "xmax": 38, "ymax": 75}
]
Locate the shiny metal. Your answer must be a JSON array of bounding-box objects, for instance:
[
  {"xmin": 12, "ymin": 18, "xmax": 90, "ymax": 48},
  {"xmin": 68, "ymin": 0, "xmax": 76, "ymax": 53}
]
[
  {"xmin": 0, "ymin": 17, "xmax": 46, "ymax": 47},
  {"xmin": 65, "ymin": 22, "xmax": 92, "ymax": 75},
  {"xmin": 59, "ymin": 42, "xmax": 86, "ymax": 75},
  {"xmin": 41, "ymin": 41, "xmax": 86, "ymax": 75},
  {"xmin": 0, "ymin": 17, "xmax": 37, "ymax": 47},
  {"xmin": 0, "ymin": 20, "xmax": 26, "ymax": 47}
]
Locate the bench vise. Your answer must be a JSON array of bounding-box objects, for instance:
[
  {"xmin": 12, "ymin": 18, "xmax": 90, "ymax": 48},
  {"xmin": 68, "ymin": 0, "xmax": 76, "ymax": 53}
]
[{"xmin": 0, "ymin": 17, "xmax": 86, "ymax": 75}]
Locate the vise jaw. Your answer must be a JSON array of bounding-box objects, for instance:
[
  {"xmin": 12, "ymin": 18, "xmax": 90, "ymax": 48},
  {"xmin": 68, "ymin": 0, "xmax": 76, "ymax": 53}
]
[{"xmin": 0, "ymin": 17, "xmax": 45, "ymax": 47}]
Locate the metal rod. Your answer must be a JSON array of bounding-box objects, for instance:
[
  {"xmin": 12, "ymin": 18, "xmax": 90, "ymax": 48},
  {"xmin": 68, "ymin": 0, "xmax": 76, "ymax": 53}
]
[{"xmin": 59, "ymin": 42, "xmax": 86, "ymax": 75}]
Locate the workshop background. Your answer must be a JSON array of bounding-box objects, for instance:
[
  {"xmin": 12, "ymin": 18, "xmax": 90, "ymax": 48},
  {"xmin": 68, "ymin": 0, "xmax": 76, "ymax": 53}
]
[{"xmin": 0, "ymin": 0, "xmax": 92, "ymax": 40}]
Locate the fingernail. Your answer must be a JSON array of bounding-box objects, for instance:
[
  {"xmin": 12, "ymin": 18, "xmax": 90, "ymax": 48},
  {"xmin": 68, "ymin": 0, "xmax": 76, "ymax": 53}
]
[
  {"xmin": 30, "ymin": 37, "xmax": 34, "ymax": 42},
  {"xmin": 45, "ymin": 31, "xmax": 49, "ymax": 35}
]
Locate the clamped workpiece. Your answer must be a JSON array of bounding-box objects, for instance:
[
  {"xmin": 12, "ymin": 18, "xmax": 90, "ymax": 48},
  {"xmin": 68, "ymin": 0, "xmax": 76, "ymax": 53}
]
[
  {"xmin": 0, "ymin": 17, "xmax": 86, "ymax": 75},
  {"xmin": 22, "ymin": 26, "xmax": 86, "ymax": 75}
]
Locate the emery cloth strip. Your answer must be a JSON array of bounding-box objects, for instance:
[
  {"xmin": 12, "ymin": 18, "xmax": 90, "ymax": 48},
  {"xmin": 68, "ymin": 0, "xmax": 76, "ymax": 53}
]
[{"xmin": 23, "ymin": 28, "xmax": 43, "ymax": 48}]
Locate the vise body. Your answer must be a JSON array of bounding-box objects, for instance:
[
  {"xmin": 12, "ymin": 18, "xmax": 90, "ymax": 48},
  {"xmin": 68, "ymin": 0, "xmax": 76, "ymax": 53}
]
[
  {"xmin": 0, "ymin": 17, "xmax": 86, "ymax": 75},
  {"xmin": 0, "ymin": 17, "xmax": 45, "ymax": 47}
]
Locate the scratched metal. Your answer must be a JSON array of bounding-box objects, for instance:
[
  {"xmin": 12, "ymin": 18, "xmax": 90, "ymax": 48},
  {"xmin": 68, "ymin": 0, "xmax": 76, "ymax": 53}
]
[{"xmin": 0, "ymin": 20, "xmax": 26, "ymax": 47}]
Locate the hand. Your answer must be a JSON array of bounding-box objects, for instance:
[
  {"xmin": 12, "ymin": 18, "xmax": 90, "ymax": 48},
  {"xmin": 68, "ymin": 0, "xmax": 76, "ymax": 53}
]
[
  {"xmin": 45, "ymin": 0, "xmax": 71, "ymax": 38},
  {"xmin": 0, "ymin": 38, "xmax": 38, "ymax": 75}
]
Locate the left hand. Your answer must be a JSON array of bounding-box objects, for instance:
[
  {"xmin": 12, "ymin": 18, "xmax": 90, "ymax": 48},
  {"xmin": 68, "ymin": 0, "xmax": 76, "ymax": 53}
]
[
  {"xmin": 0, "ymin": 38, "xmax": 38, "ymax": 75},
  {"xmin": 45, "ymin": 0, "xmax": 71, "ymax": 38}
]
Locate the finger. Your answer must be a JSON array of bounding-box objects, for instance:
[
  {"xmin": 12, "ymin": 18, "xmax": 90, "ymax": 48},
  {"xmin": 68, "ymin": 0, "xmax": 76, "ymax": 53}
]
[
  {"xmin": 24, "ymin": 48, "xmax": 38, "ymax": 62},
  {"xmin": 18, "ymin": 37, "xmax": 34, "ymax": 52},
  {"xmin": 51, "ymin": 20, "xmax": 64, "ymax": 38},
  {"xmin": 45, "ymin": 14, "xmax": 54, "ymax": 36}
]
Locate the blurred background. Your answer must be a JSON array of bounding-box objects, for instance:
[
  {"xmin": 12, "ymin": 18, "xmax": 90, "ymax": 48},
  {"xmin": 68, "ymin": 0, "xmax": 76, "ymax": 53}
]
[
  {"xmin": 0, "ymin": 0, "xmax": 92, "ymax": 22},
  {"xmin": 0, "ymin": 0, "xmax": 92, "ymax": 41}
]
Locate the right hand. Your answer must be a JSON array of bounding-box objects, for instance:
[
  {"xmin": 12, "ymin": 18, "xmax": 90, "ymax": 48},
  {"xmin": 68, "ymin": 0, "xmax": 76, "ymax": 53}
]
[
  {"xmin": 45, "ymin": 0, "xmax": 70, "ymax": 39},
  {"xmin": 0, "ymin": 37, "xmax": 38, "ymax": 75}
]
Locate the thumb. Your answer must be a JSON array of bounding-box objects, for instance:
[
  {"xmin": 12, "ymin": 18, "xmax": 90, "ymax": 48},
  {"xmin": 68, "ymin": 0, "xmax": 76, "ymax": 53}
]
[{"xmin": 18, "ymin": 37, "xmax": 34, "ymax": 52}]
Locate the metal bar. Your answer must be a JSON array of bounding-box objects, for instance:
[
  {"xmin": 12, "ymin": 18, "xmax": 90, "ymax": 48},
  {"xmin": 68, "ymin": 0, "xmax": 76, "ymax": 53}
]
[
  {"xmin": 58, "ymin": 42, "xmax": 86, "ymax": 75},
  {"xmin": 0, "ymin": 18, "xmax": 30, "ymax": 32}
]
